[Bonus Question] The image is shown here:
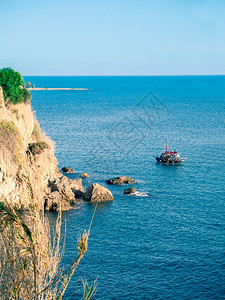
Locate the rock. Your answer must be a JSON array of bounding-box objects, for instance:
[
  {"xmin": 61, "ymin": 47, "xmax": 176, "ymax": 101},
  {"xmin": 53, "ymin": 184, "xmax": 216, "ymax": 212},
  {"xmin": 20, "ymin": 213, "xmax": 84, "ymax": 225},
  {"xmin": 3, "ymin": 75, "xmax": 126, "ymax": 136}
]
[
  {"xmin": 81, "ymin": 172, "xmax": 88, "ymax": 178},
  {"xmin": 71, "ymin": 178, "xmax": 85, "ymax": 199},
  {"xmin": 44, "ymin": 175, "xmax": 85, "ymax": 211},
  {"xmin": 44, "ymin": 191, "xmax": 72, "ymax": 211},
  {"xmin": 49, "ymin": 176, "xmax": 84, "ymax": 202},
  {"xmin": 84, "ymin": 183, "xmax": 114, "ymax": 202},
  {"xmin": 106, "ymin": 176, "xmax": 135, "ymax": 185},
  {"xmin": 124, "ymin": 187, "xmax": 136, "ymax": 194},
  {"xmin": 61, "ymin": 167, "xmax": 74, "ymax": 173}
]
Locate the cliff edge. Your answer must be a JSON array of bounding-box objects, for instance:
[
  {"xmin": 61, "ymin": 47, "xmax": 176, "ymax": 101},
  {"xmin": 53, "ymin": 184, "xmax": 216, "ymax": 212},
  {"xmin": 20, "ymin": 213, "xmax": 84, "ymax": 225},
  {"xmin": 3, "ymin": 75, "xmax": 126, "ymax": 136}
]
[{"xmin": 0, "ymin": 86, "xmax": 83, "ymax": 210}]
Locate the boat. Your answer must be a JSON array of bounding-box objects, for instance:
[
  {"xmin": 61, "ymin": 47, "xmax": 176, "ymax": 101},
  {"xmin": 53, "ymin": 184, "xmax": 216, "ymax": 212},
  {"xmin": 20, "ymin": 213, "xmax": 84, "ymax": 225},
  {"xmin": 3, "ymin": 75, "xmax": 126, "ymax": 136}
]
[{"xmin": 155, "ymin": 138, "xmax": 186, "ymax": 164}]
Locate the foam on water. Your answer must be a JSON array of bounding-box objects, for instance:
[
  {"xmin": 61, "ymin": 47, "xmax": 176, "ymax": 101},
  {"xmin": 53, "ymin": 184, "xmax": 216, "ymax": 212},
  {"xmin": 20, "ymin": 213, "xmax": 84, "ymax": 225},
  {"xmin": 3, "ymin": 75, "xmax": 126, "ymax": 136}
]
[{"xmin": 134, "ymin": 191, "xmax": 151, "ymax": 197}]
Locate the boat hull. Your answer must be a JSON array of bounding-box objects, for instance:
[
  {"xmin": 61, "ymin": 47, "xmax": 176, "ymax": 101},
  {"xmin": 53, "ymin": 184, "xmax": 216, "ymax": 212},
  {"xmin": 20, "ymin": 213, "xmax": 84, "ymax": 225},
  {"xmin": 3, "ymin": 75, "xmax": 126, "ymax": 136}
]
[{"xmin": 156, "ymin": 157, "xmax": 182, "ymax": 164}]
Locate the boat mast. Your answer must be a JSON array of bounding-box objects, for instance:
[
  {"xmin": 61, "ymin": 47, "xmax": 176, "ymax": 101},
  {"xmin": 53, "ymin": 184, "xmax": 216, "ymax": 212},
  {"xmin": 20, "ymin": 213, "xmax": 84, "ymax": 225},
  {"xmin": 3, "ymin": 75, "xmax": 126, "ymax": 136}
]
[{"xmin": 166, "ymin": 137, "xmax": 169, "ymax": 150}]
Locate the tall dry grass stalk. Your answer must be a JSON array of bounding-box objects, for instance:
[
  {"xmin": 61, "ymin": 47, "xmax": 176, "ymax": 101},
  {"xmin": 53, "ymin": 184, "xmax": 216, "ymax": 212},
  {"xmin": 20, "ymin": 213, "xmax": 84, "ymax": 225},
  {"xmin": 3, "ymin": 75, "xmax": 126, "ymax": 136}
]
[{"xmin": 0, "ymin": 199, "xmax": 97, "ymax": 299}]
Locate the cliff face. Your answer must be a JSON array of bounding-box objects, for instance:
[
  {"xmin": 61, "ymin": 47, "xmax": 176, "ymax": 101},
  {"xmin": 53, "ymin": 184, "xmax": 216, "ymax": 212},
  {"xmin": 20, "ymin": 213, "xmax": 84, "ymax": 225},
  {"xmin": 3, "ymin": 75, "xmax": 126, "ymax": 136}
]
[{"xmin": 0, "ymin": 87, "xmax": 82, "ymax": 210}]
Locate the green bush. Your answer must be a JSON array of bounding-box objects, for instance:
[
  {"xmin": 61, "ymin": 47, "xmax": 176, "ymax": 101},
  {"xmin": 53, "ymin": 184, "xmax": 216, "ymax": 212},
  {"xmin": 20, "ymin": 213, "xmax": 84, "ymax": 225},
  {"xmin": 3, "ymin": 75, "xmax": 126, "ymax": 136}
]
[
  {"xmin": 0, "ymin": 68, "xmax": 31, "ymax": 104},
  {"xmin": 28, "ymin": 142, "xmax": 49, "ymax": 155}
]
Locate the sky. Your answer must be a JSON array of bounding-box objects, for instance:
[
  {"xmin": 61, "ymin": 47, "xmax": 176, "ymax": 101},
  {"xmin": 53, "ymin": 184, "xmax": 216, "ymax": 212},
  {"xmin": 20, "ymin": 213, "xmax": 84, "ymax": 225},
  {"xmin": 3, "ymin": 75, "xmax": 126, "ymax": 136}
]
[{"xmin": 0, "ymin": 0, "xmax": 225, "ymax": 75}]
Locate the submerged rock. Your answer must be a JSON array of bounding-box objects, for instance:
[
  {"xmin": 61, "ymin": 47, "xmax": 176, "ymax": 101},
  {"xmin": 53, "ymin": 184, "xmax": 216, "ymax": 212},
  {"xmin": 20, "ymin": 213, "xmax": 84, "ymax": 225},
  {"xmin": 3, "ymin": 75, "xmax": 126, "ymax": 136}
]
[
  {"xmin": 124, "ymin": 187, "xmax": 136, "ymax": 194},
  {"xmin": 81, "ymin": 172, "xmax": 89, "ymax": 178},
  {"xmin": 106, "ymin": 176, "xmax": 135, "ymax": 185},
  {"xmin": 61, "ymin": 167, "xmax": 74, "ymax": 173},
  {"xmin": 84, "ymin": 183, "xmax": 114, "ymax": 202}
]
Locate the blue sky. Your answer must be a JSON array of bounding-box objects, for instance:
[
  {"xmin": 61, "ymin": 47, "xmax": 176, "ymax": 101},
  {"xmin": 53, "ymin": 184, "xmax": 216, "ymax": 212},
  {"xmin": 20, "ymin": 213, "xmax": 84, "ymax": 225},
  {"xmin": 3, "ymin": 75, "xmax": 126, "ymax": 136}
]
[{"xmin": 1, "ymin": 0, "xmax": 224, "ymax": 75}]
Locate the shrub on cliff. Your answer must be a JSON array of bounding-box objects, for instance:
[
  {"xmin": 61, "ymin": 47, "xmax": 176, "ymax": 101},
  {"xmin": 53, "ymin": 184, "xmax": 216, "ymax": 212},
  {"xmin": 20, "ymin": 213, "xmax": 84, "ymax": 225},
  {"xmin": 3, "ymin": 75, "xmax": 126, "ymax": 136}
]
[
  {"xmin": 0, "ymin": 67, "xmax": 31, "ymax": 104},
  {"xmin": 29, "ymin": 141, "xmax": 49, "ymax": 155},
  {"xmin": 0, "ymin": 121, "xmax": 17, "ymax": 137}
]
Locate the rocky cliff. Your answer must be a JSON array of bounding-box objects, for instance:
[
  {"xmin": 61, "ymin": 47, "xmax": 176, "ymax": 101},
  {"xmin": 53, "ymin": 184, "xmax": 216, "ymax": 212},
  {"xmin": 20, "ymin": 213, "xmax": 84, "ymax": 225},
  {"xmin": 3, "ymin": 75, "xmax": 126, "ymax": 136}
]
[{"xmin": 0, "ymin": 86, "xmax": 83, "ymax": 210}]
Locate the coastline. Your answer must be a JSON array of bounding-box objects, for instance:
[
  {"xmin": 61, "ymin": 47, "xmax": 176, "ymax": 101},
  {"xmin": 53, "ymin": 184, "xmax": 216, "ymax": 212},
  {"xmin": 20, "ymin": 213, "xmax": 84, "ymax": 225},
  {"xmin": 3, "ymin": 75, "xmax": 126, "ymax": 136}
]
[{"xmin": 28, "ymin": 87, "xmax": 90, "ymax": 91}]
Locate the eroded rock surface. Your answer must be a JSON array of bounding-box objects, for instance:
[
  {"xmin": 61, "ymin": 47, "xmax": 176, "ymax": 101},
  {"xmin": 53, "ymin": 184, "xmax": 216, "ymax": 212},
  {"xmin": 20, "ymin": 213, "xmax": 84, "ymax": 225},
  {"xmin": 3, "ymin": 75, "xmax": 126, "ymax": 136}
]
[
  {"xmin": 49, "ymin": 176, "xmax": 84, "ymax": 201},
  {"xmin": 84, "ymin": 183, "xmax": 114, "ymax": 202},
  {"xmin": 44, "ymin": 191, "xmax": 72, "ymax": 211},
  {"xmin": 106, "ymin": 176, "xmax": 135, "ymax": 185}
]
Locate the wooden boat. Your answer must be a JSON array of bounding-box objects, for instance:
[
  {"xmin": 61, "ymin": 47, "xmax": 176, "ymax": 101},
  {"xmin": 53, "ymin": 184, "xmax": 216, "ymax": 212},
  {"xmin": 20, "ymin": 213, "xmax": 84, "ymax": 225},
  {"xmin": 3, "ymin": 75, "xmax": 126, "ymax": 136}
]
[{"xmin": 156, "ymin": 138, "xmax": 186, "ymax": 164}]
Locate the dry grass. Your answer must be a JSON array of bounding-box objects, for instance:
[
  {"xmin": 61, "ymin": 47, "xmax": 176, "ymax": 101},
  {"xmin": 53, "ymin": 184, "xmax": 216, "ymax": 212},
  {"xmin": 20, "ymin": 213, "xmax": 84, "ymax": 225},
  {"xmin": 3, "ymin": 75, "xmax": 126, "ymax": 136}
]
[
  {"xmin": 0, "ymin": 199, "xmax": 97, "ymax": 299},
  {"xmin": 32, "ymin": 123, "xmax": 42, "ymax": 143},
  {"xmin": 41, "ymin": 133, "xmax": 55, "ymax": 152},
  {"xmin": 32, "ymin": 120, "xmax": 55, "ymax": 152},
  {"xmin": 0, "ymin": 199, "xmax": 62, "ymax": 299},
  {"xmin": 0, "ymin": 121, "xmax": 22, "ymax": 163},
  {"xmin": 0, "ymin": 121, "xmax": 18, "ymax": 140}
]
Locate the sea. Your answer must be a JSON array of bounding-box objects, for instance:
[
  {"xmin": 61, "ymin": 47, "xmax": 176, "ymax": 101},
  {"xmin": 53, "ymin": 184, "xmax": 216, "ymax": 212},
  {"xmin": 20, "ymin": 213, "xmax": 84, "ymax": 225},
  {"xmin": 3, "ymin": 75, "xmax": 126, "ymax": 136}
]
[{"xmin": 24, "ymin": 75, "xmax": 225, "ymax": 299}]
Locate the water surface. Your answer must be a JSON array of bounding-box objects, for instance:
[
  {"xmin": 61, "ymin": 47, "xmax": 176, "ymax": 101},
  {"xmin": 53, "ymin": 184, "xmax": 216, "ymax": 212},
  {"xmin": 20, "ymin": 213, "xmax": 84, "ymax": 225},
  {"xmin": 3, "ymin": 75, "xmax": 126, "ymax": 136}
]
[{"xmin": 25, "ymin": 75, "xmax": 225, "ymax": 299}]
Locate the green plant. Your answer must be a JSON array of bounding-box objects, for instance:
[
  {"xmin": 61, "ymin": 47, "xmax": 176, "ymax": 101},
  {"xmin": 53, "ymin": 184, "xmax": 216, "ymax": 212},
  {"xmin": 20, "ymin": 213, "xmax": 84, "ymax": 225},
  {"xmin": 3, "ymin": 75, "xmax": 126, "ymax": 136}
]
[
  {"xmin": 0, "ymin": 121, "xmax": 17, "ymax": 137},
  {"xmin": 26, "ymin": 81, "xmax": 32, "ymax": 88},
  {"xmin": 82, "ymin": 279, "xmax": 97, "ymax": 300},
  {"xmin": 0, "ymin": 68, "xmax": 31, "ymax": 104},
  {"xmin": 29, "ymin": 142, "xmax": 49, "ymax": 155}
]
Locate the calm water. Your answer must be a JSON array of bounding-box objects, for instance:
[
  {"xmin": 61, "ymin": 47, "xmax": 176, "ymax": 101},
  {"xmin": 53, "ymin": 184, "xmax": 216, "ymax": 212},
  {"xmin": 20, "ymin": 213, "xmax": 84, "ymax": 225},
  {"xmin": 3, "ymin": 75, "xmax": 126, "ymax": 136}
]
[{"xmin": 24, "ymin": 76, "xmax": 225, "ymax": 299}]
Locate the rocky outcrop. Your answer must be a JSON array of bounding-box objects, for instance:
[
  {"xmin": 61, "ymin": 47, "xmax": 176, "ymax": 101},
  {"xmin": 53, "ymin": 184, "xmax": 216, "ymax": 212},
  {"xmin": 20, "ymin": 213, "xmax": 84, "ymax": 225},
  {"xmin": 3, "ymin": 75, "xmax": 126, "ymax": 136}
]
[
  {"xmin": 0, "ymin": 87, "xmax": 80, "ymax": 210},
  {"xmin": 44, "ymin": 191, "xmax": 72, "ymax": 211},
  {"xmin": 49, "ymin": 176, "xmax": 84, "ymax": 201},
  {"xmin": 84, "ymin": 183, "xmax": 114, "ymax": 202},
  {"xmin": 124, "ymin": 187, "xmax": 136, "ymax": 194},
  {"xmin": 106, "ymin": 176, "xmax": 135, "ymax": 185},
  {"xmin": 61, "ymin": 167, "xmax": 74, "ymax": 173}
]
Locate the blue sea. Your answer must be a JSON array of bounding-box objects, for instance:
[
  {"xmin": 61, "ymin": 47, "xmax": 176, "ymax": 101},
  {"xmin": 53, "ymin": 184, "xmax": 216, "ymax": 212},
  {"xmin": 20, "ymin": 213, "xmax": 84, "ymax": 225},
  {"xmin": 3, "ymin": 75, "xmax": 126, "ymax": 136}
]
[{"xmin": 24, "ymin": 76, "xmax": 225, "ymax": 299}]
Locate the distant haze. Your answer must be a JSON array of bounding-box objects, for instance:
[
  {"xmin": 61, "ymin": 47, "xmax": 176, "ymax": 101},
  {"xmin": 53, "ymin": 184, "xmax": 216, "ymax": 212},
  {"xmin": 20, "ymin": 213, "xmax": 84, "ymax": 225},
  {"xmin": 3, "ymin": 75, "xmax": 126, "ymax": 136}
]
[{"xmin": 1, "ymin": 0, "xmax": 225, "ymax": 76}]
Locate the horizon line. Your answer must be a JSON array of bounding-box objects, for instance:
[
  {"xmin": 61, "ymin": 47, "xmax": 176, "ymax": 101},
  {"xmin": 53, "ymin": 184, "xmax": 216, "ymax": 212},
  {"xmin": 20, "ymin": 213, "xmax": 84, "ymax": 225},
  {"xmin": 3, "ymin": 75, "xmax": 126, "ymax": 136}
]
[{"xmin": 23, "ymin": 74, "xmax": 225, "ymax": 77}]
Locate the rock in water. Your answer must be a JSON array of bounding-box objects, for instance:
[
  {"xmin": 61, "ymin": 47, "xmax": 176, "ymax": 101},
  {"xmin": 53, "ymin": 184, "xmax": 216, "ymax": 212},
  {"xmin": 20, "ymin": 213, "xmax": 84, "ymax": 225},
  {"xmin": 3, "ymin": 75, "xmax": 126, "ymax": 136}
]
[
  {"xmin": 81, "ymin": 172, "xmax": 89, "ymax": 178},
  {"xmin": 61, "ymin": 167, "xmax": 74, "ymax": 173},
  {"xmin": 106, "ymin": 176, "xmax": 135, "ymax": 185},
  {"xmin": 84, "ymin": 183, "xmax": 114, "ymax": 202},
  {"xmin": 124, "ymin": 187, "xmax": 136, "ymax": 194}
]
